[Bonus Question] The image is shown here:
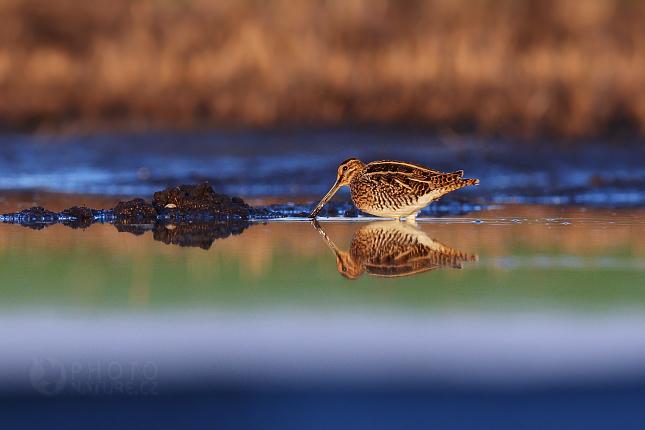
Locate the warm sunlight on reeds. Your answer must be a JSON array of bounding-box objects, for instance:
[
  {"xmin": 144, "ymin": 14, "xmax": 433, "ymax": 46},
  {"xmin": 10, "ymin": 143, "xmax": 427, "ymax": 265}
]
[{"xmin": 1, "ymin": 0, "xmax": 644, "ymax": 137}]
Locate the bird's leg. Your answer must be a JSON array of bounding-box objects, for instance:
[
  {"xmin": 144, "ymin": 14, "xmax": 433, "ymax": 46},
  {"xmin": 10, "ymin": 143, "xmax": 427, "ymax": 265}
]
[{"xmin": 404, "ymin": 217, "xmax": 419, "ymax": 227}]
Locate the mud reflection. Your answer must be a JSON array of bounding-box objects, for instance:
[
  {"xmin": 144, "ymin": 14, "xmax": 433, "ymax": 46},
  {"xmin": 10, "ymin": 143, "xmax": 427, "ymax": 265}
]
[
  {"xmin": 114, "ymin": 220, "xmax": 252, "ymax": 250},
  {"xmin": 313, "ymin": 220, "xmax": 477, "ymax": 279},
  {"xmin": 2, "ymin": 206, "xmax": 254, "ymax": 249},
  {"xmin": 151, "ymin": 220, "xmax": 251, "ymax": 250}
]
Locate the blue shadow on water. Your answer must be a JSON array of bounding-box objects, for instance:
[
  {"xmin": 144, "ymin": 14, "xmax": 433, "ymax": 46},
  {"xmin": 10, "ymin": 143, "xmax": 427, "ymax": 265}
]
[{"xmin": 2, "ymin": 385, "xmax": 645, "ymax": 430}]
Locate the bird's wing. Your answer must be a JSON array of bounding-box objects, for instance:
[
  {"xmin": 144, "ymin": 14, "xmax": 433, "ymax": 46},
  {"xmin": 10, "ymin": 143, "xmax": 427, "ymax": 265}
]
[{"xmin": 364, "ymin": 160, "xmax": 462, "ymax": 185}]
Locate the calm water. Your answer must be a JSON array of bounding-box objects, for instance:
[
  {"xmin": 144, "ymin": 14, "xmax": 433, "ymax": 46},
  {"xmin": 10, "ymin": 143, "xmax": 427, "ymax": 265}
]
[
  {"xmin": 1, "ymin": 200, "xmax": 645, "ymax": 398},
  {"xmin": 1, "ymin": 133, "xmax": 645, "ymax": 427},
  {"xmin": 1, "ymin": 202, "xmax": 644, "ymax": 311}
]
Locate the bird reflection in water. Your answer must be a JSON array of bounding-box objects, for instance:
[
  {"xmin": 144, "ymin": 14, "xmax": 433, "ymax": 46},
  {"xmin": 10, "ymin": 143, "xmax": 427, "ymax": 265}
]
[{"xmin": 312, "ymin": 220, "xmax": 477, "ymax": 279}]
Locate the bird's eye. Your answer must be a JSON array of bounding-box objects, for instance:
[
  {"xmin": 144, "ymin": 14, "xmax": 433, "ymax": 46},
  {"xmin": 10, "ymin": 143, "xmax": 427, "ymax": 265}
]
[{"xmin": 342, "ymin": 166, "xmax": 348, "ymax": 172}]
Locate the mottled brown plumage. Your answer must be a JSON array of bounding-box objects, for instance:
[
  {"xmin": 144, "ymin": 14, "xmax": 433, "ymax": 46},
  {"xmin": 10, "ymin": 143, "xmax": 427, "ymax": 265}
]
[
  {"xmin": 309, "ymin": 158, "xmax": 479, "ymax": 220},
  {"xmin": 312, "ymin": 219, "xmax": 477, "ymax": 279}
]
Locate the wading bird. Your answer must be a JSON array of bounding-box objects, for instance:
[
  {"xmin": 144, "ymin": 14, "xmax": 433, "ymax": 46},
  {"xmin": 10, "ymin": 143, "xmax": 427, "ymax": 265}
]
[{"xmin": 309, "ymin": 158, "xmax": 478, "ymax": 220}]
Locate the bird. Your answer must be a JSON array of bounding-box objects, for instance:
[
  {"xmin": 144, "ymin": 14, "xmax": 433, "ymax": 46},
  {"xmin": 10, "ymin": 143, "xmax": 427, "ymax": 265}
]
[
  {"xmin": 311, "ymin": 219, "xmax": 477, "ymax": 279},
  {"xmin": 309, "ymin": 158, "xmax": 479, "ymax": 220}
]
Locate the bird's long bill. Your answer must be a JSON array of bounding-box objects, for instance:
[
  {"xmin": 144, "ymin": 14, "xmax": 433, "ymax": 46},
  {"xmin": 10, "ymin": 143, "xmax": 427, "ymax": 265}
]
[
  {"xmin": 309, "ymin": 180, "xmax": 342, "ymax": 218},
  {"xmin": 310, "ymin": 219, "xmax": 340, "ymax": 255}
]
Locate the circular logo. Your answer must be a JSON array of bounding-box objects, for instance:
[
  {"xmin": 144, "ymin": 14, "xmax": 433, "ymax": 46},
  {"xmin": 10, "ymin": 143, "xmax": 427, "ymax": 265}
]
[{"xmin": 29, "ymin": 358, "xmax": 66, "ymax": 396}]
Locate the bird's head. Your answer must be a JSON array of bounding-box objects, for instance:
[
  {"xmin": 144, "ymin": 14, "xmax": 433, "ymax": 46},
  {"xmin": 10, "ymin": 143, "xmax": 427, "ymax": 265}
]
[
  {"xmin": 309, "ymin": 158, "xmax": 364, "ymax": 218},
  {"xmin": 336, "ymin": 251, "xmax": 363, "ymax": 280},
  {"xmin": 335, "ymin": 158, "xmax": 364, "ymax": 186}
]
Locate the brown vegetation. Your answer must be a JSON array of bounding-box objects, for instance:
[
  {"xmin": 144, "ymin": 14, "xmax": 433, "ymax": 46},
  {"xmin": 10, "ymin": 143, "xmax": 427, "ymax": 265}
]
[{"xmin": 1, "ymin": 0, "xmax": 645, "ymax": 137}]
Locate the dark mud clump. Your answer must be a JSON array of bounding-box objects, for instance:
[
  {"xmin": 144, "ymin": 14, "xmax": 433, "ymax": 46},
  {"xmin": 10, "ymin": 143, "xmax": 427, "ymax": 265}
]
[
  {"xmin": 153, "ymin": 183, "xmax": 281, "ymax": 220},
  {"xmin": 60, "ymin": 205, "xmax": 96, "ymax": 228},
  {"xmin": 344, "ymin": 208, "xmax": 359, "ymax": 217},
  {"xmin": 113, "ymin": 198, "xmax": 157, "ymax": 219},
  {"xmin": 60, "ymin": 205, "xmax": 93, "ymax": 220},
  {"xmin": 1, "ymin": 183, "xmax": 284, "ymax": 230},
  {"xmin": 1, "ymin": 206, "xmax": 59, "ymax": 230}
]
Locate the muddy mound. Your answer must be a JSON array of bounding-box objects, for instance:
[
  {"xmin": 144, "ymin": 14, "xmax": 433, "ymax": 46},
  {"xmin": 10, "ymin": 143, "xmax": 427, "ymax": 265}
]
[
  {"xmin": 1, "ymin": 183, "xmax": 286, "ymax": 229},
  {"xmin": 113, "ymin": 198, "xmax": 157, "ymax": 219},
  {"xmin": 2, "ymin": 206, "xmax": 59, "ymax": 230},
  {"xmin": 153, "ymin": 183, "xmax": 254, "ymax": 220}
]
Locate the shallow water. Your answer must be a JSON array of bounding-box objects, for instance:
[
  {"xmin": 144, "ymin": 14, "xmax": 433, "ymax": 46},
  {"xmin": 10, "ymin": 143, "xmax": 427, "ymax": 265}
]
[
  {"xmin": 2, "ymin": 198, "xmax": 645, "ymax": 401},
  {"xmin": 1, "ymin": 203, "xmax": 644, "ymax": 312},
  {"xmin": 1, "ymin": 133, "xmax": 645, "ymax": 426}
]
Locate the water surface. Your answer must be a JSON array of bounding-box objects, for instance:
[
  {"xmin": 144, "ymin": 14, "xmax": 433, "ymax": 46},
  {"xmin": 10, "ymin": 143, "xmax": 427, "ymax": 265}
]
[
  {"xmin": 2, "ymin": 200, "xmax": 645, "ymax": 394},
  {"xmin": 1, "ymin": 133, "xmax": 645, "ymax": 426},
  {"xmin": 1, "ymin": 204, "xmax": 644, "ymax": 312}
]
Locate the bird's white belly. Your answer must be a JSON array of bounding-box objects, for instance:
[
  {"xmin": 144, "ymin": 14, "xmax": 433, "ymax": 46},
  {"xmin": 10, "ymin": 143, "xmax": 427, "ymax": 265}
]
[{"xmin": 361, "ymin": 190, "xmax": 443, "ymax": 219}]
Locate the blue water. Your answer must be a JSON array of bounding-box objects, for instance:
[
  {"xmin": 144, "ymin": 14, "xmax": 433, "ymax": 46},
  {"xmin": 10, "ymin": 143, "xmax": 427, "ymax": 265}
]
[
  {"xmin": 2, "ymin": 131, "xmax": 645, "ymax": 429},
  {"xmin": 1, "ymin": 131, "xmax": 644, "ymax": 205}
]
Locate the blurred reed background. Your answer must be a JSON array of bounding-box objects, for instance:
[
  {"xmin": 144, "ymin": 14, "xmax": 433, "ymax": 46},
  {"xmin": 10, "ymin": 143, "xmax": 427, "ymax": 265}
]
[{"xmin": 0, "ymin": 0, "xmax": 644, "ymax": 138}]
